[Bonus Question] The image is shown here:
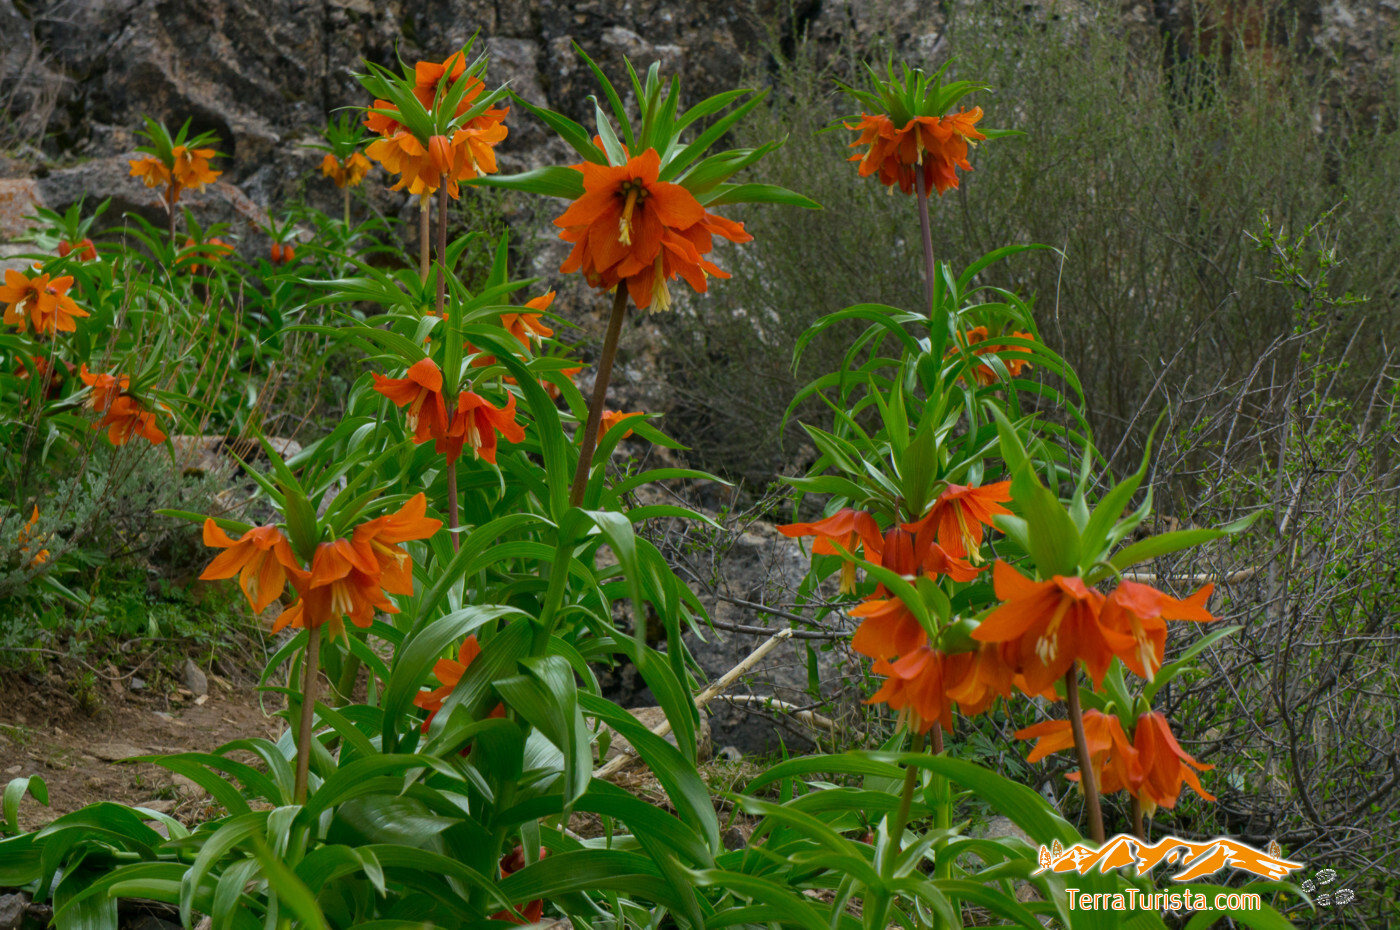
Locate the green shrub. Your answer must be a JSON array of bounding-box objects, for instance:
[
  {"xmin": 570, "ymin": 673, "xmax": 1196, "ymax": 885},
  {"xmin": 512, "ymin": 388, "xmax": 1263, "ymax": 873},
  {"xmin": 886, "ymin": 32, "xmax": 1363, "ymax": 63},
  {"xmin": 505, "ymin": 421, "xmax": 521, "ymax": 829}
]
[{"xmin": 659, "ymin": 0, "xmax": 1400, "ymax": 485}]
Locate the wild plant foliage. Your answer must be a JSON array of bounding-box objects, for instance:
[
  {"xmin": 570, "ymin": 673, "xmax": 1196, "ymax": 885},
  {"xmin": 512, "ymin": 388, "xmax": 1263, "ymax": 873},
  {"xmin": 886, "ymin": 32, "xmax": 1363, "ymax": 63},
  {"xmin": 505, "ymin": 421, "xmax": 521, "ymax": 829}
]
[{"xmin": 0, "ymin": 41, "xmax": 1318, "ymax": 930}]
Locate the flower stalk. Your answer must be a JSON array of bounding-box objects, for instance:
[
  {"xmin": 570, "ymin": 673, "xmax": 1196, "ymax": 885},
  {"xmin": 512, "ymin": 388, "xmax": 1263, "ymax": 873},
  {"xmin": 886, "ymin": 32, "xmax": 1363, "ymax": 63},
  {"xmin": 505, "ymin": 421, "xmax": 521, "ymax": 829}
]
[
  {"xmin": 890, "ymin": 729, "xmax": 926, "ymax": 857},
  {"xmin": 568, "ymin": 286, "xmax": 629, "ymax": 508},
  {"xmin": 294, "ymin": 627, "xmax": 322, "ymax": 804},
  {"xmin": 436, "ymin": 179, "xmax": 460, "ymax": 551},
  {"xmin": 915, "ymin": 168, "xmax": 936, "ymax": 318},
  {"xmin": 1065, "ymin": 666, "xmax": 1106, "ymax": 844},
  {"xmin": 419, "ymin": 199, "xmax": 431, "ymax": 283}
]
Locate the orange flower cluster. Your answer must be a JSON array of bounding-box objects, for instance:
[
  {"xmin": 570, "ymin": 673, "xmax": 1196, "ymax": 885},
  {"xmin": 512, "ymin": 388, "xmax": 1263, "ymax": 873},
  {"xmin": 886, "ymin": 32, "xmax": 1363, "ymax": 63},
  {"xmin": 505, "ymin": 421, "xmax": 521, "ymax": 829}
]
[
  {"xmin": 364, "ymin": 52, "xmax": 508, "ymax": 200},
  {"xmin": 973, "ymin": 567, "xmax": 1216, "ymax": 694},
  {"xmin": 80, "ymin": 366, "xmax": 167, "ymax": 446},
  {"xmin": 462, "ymin": 292, "xmax": 582, "ymax": 401},
  {"xmin": 372, "ymin": 358, "xmax": 526, "ymax": 465},
  {"xmin": 15, "ymin": 506, "xmax": 49, "ymax": 567},
  {"xmin": 182, "ymin": 237, "xmax": 234, "ymax": 275},
  {"xmin": 15, "ymin": 354, "xmax": 74, "ymax": 400},
  {"xmin": 58, "ymin": 238, "xmax": 97, "ymax": 262},
  {"xmin": 948, "ymin": 326, "xmax": 1035, "ymax": 387},
  {"xmin": 128, "ymin": 144, "xmax": 220, "ymax": 206},
  {"xmin": 320, "ymin": 152, "xmax": 372, "ymax": 189},
  {"xmin": 1017, "ymin": 709, "xmax": 1214, "ymax": 814},
  {"xmin": 201, "ymin": 494, "xmax": 441, "ymax": 641},
  {"xmin": 600, "ymin": 409, "xmax": 643, "ymax": 439},
  {"xmin": 412, "ymin": 635, "xmax": 507, "ymax": 733},
  {"xmin": 780, "ymin": 484, "xmax": 1014, "ymax": 734},
  {"xmin": 555, "ymin": 149, "xmax": 752, "ymax": 312},
  {"xmin": 847, "ymin": 108, "xmax": 985, "ymax": 196},
  {"xmin": 1, "ymin": 269, "xmax": 89, "ymax": 335},
  {"xmin": 494, "ymin": 845, "xmax": 548, "ymax": 924},
  {"xmin": 270, "ymin": 243, "xmax": 297, "ymax": 265},
  {"xmin": 501, "ymin": 291, "xmax": 555, "ymax": 347}
]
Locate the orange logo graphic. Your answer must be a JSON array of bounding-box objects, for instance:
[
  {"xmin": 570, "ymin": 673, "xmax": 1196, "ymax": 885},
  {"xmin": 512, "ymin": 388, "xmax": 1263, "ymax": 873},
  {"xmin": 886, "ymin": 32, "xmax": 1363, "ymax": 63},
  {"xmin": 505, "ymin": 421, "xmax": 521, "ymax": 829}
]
[{"xmin": 1035, "ymin": 835, "xmax": 1304, "ymax": 882}]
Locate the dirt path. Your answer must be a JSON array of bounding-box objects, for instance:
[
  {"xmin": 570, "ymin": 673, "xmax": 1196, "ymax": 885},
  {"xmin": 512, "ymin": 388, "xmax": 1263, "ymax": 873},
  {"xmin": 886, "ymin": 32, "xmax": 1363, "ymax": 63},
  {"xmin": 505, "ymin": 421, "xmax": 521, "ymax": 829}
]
[{"xmin": 0, "ymin": 667, "xmax": 282, "ymax": 832}]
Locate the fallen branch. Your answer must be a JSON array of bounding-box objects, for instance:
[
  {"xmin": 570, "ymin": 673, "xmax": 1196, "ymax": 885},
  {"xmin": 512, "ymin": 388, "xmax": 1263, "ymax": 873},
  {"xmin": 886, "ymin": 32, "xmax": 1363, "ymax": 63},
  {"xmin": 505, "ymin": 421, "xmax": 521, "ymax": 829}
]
[
  {"xmin": 1120, "ymin": 567, "xmax": 1259, "ymax": 585},
  {"xmin": 721, "ymin": 694, "xmax": 842, "ymax": 736},
  {"xmin": 596, "ymin": 628, "xmax": 794, "ymax": 780}
]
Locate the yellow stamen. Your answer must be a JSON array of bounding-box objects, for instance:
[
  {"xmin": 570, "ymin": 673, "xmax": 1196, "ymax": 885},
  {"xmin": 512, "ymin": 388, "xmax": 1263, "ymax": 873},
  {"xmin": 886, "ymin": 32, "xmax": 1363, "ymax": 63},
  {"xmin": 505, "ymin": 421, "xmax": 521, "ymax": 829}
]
[
  {"xmin": 330, "ymin": 580, "xmax": 356, "ymax": 617},
  {"xmin": 1035, "ymin": 597, "xmax": 1073, "ymax": 666},
  {"xmin": 955, "ymin": 505, "xmax": 982, "ymax": 564},
  {"xmin": 650, "ymin": 255, "xmax": 671, "ymax": 313},
  {"xmin": 618, "ymin": 187, "xmax": 640, "ymax": 246},
  {"xmin": 373, "ymin": 538, "xmax": 410, "ymax": 569},
  {"xmin": 1134, "ymin": 618, "xmax": 1156, "ymax": 680}
]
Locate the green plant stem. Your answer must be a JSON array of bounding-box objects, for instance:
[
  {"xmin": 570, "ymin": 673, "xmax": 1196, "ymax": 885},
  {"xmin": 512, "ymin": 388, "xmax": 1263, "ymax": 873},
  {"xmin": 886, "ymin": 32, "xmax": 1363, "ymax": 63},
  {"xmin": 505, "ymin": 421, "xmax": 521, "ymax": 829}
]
[
  {"xmin": 568, "ymin": 286, "xmax": 629, "ymax": 508},
  {"xmin": 1065, "ymin": 666, "xmax": 1105, "ymax": 844},
  {"xmin": 436, "ymin": 179, "xmax": 460, "ymax": 552},
  {"xmin": 890, "ymin": 729, "xmax": 927, "ymax": 857},
  {"xmin": 419, "ymin": 197, "xmax": 431, "ymax": 283},
  {"xmin": 915, "ymin": 167, "xmax": 935, "ymax": 318},
  {"xmin": 930, "ymin": 724, "xmax": 951, "ymax": 930},
  {"xmin": 446, "ymin": 464, "xmax": 460, "ymax": 553},
  {"xmin": 333, "ymin": 653, "xmax": 362, "ymax": 706},
  {"xmin": 343, "ymin": 186, "xmax": 351, "ymax": 229},
  {"xmin": 533, "ymin": 536, "xmax": 572, "ymax": 653},
  {"xmin": 435, "ymin": 183, "xmax": 449, "ymax": 316},
  {"xmin": 294, "ymin": 628, "xmax": 321, "ymax": 804}
]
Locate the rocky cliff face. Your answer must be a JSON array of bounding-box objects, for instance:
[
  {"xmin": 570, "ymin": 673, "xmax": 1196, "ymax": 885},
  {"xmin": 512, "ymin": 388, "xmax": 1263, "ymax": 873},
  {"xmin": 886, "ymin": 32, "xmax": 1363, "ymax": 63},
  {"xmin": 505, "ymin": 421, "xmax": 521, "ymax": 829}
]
[{"xmin": 7, "ymin": 1, "xmax": 1392, "ymax": 218}]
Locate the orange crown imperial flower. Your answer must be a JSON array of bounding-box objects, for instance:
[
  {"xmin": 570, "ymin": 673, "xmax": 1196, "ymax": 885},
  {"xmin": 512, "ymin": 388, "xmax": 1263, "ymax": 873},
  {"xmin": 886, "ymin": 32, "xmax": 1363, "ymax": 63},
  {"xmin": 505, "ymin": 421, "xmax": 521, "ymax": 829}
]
[
  {"xmin": 944, "ymin": 642, "xmax": 1016, "ymax": 716},
  {"xmin": 972, "ymin": 561, "xmax": 1132, "ymax": 694},
  {"xmin": 867, "ymin": 646, "xmax": 955, "ymax": 735},
  {"xmin": 846, "ymin": 108, "xmax": 985, "ymax": 196},
  {"xmin": 904, "ymin": 481, "xmax": 1012, "ymax": 563},
  {"xmin": 350, "ymin": 493, "xmax": 442, "ymax": 596},
  {"xmin": 95, "ymin": 395, "xmax": 168, "ymax": 446},
  {"xmin": 444, "ymin": 391, "xmax": 526, "ymax": 465},
  {"xmin": 182, "ymin": 238, "xmax": 235, "ymax": 275},
  {"xmin": 950, "ymin": 326, "xmax": 1035, "ymax": 386},
  {"xmin": 501, "ymin": 292, "xmax": 556, "ymax": 348},
  {"xmin": 372, "ymin": 358, "xmax": 451, "ymax": 446},
  {"xmin": 1129, "ymin": 711, "xmax": 1215, "ymax": 814},
  {"xmin": 362, "ymin": 50, "xmax": 509, "ymax": 201},
  {"xmin": 555, "ymin": 148, "xmax": 751, "ymax": 312},
  {"xmin": 128, "ymin": 143, "xmax": 220, "ymax": 207},
  {"xmin": 849, "ymin": 526, "xmax": 982, "ymax": 660},
  {"xmin": 599, "ymin": 409, "xmax": 644, "ymax": 440},
  {"xmin": 16, "ymin": 506, "xmax": 50, "ymax": 567},
  {"xmin": 1016, "ymin": 710, "xmax": 1142, "ymax": 799},
  {"xmin": 1, "ymin": 269, "xmax": 89, "ymax": 335},
  {"xmin": 321, "ymin": 151, "xmax": 372, "ymax": 189},
  {"xmin": 58, "ymin": 238, "xmax": 97, "ymax": 261},
  {"xmin": 413, "ymin": 635, "xmax": 508, "ymax": 734},
  {"xmin": 273, "ymin": 538, "xmax": 397, "ymax": 642},
  {"xmin": 494, "ymin": 845, "xmax": 548, "ymax": 924},
  {"xmin": 199, "ymin": 521, "xmax": 300, "ymax": 613},
  {"xmin": 1100, "ymin": 579, "xmax": 1217, "ymax": 681},
  {"xmin": 79, "ymin": 365, "xmax": 129, "ymax": 412},
  {"xmin": 778, "ymin": 507, "xmax": 883, "ymax": 595}
]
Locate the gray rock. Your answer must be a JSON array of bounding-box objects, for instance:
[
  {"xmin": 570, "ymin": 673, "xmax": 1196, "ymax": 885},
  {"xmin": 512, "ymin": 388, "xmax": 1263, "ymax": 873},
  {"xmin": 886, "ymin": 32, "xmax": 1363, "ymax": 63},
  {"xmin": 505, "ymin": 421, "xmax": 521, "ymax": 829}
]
[
  {"xmin": 91, "ymin": 742, "xmax": 146, "ymax": 761},
  {"xmin": 0, "ymin": 893, "xmax": 27, "ymax": 930},
  {"xmin": 182, "ymin": 659, "xmax": 208, "ymax": 698},
  {"xmin": 599, "ymin": 705, "xmax": 711, "ymax": 763}
]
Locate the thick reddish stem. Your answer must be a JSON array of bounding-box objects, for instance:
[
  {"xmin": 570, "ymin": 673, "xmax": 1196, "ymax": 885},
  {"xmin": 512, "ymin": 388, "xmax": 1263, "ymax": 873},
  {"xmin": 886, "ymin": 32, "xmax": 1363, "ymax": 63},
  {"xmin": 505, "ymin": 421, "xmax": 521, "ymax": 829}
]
[
  {"xmin": 568, "ymin": 286, "xmax": 630, "ymax": 507},
  {"xmin": 1065, "ymin": 666, "xmax": 1106, "ymax": 844}
]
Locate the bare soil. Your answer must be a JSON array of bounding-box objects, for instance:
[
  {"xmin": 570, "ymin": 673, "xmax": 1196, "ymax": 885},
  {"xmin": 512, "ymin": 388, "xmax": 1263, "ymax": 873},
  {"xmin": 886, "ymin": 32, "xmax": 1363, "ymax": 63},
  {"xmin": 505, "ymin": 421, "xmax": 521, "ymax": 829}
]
[{"xmin": 0, "ymin": 662, "xmax": 282, "ymax": 831}]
